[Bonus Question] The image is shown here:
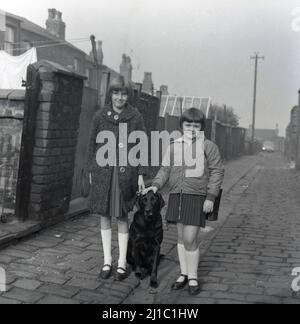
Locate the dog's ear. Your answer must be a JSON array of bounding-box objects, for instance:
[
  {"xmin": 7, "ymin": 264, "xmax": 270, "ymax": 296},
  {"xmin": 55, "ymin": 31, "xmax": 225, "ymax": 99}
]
[{"xmin": 156, "ymin": 192, "xmax": 165, "ymax": 210}]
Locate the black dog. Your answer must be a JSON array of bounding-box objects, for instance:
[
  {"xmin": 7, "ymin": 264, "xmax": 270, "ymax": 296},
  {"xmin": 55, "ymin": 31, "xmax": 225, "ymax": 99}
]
[{"xmin": 127, "ymin": 191, "xmax": 165, "ymax": 288}]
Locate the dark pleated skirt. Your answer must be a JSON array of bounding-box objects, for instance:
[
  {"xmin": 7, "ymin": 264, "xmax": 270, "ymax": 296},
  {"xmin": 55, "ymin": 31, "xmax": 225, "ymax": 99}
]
[
  {"xmin": 106, "ymin": 167, "xmax": 128, "ymax": 219},
  {"xmin": 165, "ymin": 193, "xmax": 206, "ymax": 227}
]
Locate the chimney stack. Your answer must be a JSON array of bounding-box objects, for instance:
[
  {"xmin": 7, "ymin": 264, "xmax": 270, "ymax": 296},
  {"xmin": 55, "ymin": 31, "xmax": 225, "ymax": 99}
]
[
  {"xmin": 97, "ymin": 41, "xmax": 104, "ymax": 65},
  {"xmin": 46, "ymin": 8, "xmax": 66, "ymax": 40},
  {"xmin": 160, "ymin": 85, "xmax": 169, "ymax": 95},
  {"xmin": 89, "ymin": 40, "xmax": 104, "ymax": 65},
  {"xmin": 119, "ymin": 54, "xmax": 132, "ymax": 81},
  {"xmin": 142, "ymin": 72, "xmax": 154, "ymax": 94}
]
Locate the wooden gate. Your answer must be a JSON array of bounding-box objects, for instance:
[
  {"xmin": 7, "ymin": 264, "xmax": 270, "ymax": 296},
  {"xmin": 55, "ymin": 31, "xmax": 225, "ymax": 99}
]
[
  {"xmin": 0, "ymin": 89, "xmax": 26, "ymax": 222},
  {"xmin": 15, "ymin": 65, "xmax": 41, "ymax": 221}
]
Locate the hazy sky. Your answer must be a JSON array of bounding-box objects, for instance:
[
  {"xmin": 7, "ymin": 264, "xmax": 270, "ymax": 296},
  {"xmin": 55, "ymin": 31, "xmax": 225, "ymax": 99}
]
[{"xmin": 1, "ymin": 0, "xmax": 300, "ymax": 135}]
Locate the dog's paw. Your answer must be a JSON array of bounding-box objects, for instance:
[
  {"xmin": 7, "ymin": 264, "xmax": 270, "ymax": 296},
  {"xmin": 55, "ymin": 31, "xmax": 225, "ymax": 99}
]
[
  {"xmin": 135, "ymin": 271, "xmax": 142, "ymax": 279},
  {"xmin": 141, "ymin": 270, "xmax": 148, "ymax": 280},
  {"xmin": 148, "ymin": 286, "xmax": 159, "ymax": 295}
]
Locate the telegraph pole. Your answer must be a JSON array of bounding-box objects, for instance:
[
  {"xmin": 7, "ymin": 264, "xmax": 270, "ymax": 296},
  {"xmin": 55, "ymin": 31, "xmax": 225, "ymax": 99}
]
[{"xmin": 250, "ymin": 52, "xmax": 264, "ymax": 153}]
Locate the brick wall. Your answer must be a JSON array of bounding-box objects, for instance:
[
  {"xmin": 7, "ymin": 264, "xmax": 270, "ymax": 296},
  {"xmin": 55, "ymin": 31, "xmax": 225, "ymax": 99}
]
[{"xmin": 27, "ymin": 60, "xmax": 85, "ymax": 223}]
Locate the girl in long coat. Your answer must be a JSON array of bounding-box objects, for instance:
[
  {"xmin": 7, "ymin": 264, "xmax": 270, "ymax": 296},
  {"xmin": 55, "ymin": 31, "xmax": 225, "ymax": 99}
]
[{"xmin": 87, "ymin": 76, "xmax": 146, "ymax": 281}]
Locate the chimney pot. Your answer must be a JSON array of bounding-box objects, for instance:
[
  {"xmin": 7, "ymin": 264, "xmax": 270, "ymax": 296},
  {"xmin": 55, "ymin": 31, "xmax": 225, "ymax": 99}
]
[
  {"xmin": 56, "ymin": 11, "xmax": 62, "ymax": 20},
  {"xmin": 48, "ymin": 8, "xmax": 55, "ymax": 19},
  {"xmin": 119, "ymin": 54, "xmax": 132, "ymax": 82},
  {"xmin": 160, "ymin": 85, "xmax": 169, "ymax": 95},
  {"xmin": 46, "ymin": 8, "xmax": 65, "ymax": 40},
  {"xmin": 142, "ymin": 72, "xmax": 154, "ymax": 94}
]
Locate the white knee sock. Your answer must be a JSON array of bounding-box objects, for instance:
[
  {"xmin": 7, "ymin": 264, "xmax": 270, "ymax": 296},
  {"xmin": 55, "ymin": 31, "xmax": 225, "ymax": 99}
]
[
  {"xmin": 118, "ymin": 232, "xmax": 129, "ymax": 271},
  {"xmin": 177, "ymin": 244, "xmax": 188, "ymax": 280},
  {"xmin": 186, "ymin": 249, "xmax": 200, "ymax": 284},
  {"xmin": 101, "ymin": 229, "xmax": 112, "ymax": 267}
]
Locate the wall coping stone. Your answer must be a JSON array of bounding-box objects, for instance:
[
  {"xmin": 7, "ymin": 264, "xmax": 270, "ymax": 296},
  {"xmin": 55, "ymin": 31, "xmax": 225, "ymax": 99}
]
[
  {"xmin": 33, "ymin": 60, "xmax": 87, "ymax": 80},
  {"xmin": 0, "ymin": 89, "xmax": 26, "ymax": 100}
]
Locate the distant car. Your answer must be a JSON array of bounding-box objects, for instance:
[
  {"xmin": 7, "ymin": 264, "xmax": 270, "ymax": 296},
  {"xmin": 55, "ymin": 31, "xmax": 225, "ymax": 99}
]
[{"xmin": 262, "ymin": 141, "xmax": 275, "ymax": 152}]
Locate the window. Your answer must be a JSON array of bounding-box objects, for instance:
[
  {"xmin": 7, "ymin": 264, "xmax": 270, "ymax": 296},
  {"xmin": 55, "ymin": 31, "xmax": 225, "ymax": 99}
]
[
  {"xmin": 74, "ymin": 58, "xmax": 81, "ymax": 72},
  {"xmin": 85, "ymin": 68, "xmax": 90, "ymax": 87},
  {"xmin": 4, "ymin": 26, "xmax": 15, "ymax": 54}
]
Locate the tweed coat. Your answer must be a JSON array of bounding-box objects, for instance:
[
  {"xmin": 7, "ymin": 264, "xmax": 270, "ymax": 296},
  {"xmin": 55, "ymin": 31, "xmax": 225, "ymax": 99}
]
[{"xmin": 86, "ymin": 103, "xmax": 147, "ymax": 216}]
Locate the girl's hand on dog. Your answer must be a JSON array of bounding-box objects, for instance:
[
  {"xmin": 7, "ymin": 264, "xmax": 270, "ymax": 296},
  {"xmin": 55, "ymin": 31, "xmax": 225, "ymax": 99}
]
[
  {"xmin": 142, "ymin": 186, "xmax": 158, "ymax": 195},
  {"xmin": 138, "ymin": 175, "xmax": 146, "ymax": 192},
  {"xmin": 203, "ymin": 200, "xmax": 214, "ymax": 214}
]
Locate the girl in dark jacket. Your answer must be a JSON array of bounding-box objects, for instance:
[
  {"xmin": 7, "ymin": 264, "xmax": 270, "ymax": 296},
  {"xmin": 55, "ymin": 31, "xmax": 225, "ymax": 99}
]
[
  {"xmin": 144, "ymin": 108, "xmax": 224, "ymax": 295},
  {"xmin": 87, "ymin": 76, "xmax": 146, "ymax": 281}
]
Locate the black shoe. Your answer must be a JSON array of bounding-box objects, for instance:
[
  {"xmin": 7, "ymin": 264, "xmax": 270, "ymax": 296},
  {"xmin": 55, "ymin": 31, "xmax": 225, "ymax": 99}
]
[
  {"xmin": 171, "ymin": 275, "xmax": 188, "ymax": 291},
  {"xmin": 115, "ymin": 267, "xmax": 128, "ymax": 281},
  {"xmin": 100, "ymin": 264, "xmax": 112, "ymax": 280},
  {"xmin": 188, "ymin": 279, "xmax": 201, "ymax": 296}
]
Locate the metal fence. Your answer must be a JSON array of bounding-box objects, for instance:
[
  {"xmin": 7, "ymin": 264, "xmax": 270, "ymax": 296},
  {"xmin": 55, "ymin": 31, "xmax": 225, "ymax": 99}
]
[
  {"xmin": 157, "ymin": 115, "xmax": 246, "ymax": 160},
  {"xmin": 214, "ymin": 121, "xmax": 246, "ymax": 159}
]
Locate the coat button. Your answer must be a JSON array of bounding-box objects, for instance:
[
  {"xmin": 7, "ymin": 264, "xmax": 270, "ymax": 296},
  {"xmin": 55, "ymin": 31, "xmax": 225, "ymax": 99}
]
[
  {"xmin": 114, "ymin": 115, "xmax": 119, "ymax": 121},
  {"xmin": 119, "ymin": 143, "xmax": 124, "ymax": 149},
  {"xmin": 107, "ymin": 111, "xmax": 112, "ymax": 116},
  {"xmin": 120, "ymin": 167, "xmax": 126, "ymax": 173}
]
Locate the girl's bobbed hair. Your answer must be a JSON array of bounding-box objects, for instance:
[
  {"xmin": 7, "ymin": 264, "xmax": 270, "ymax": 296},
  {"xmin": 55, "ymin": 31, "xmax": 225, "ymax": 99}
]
[
  {"xmin": 179, "ymin": 108, "xmax": 206, "ymax": 130},
  {"xmin": 107, "ymin": 75, "xmax": 133, "ymax": 103}
]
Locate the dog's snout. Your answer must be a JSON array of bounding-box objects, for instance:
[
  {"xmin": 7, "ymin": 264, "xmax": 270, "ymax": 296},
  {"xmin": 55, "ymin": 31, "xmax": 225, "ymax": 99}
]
[{"xmin": 145, "ymin": 209, "xmax": 153, "ymax": 216}]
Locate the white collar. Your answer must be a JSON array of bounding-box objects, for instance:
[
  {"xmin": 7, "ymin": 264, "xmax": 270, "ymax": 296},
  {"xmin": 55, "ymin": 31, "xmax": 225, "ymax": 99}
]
[{"xmin": 174, "ymin": 133, "xmax": 204, "ymax": 145}]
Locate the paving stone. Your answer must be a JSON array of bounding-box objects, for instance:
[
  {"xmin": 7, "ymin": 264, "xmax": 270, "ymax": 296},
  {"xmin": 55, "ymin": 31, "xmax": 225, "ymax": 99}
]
[
  {"xmin": 282, "ymin": 298, "xmax": 300, "ymax": 304},
  {"xmin": 3, "ymin": 288, "xmax": 44, "ymax": 303},
  {"xmin": 264, "ymin": 288, "xmax": 294, "ymax": 298},
  {"xmin": 98, "ymin": 296, "xmax": 121, "ymax": 304},
  {"xmin": 1, "ymin": 249, "xmax": 33, "ymax": 259},
  {"xmin": 201, "ymin": 283, "xmax": 229, "ymax": 292},
  {"xmin": 13, "ymin": 279, "xmax": 42, "ymax": 291},
  {"xmin": 246, "ymin": 295, "xmax": 283, "ymax": 304},
  {"xmin": 0, "ymin": 255, "xmax": 17, "ymax": 264},
  {"xmin": 7, "ymin": 270, "xmax": 39, "ymax": 280},
  {"xmin": 25, "ymin": 240, "xmax": 59, "ymax": 248},
  {"xmin": 217, "ymin": 299, "xmax": 251, "ymax": 304},
  {"xmin": 38, "ymin": 295, "xmax": 81, "ymax": 304},
  {"xmin": 0, "ymin": 296, "xmax": 22, "ymax": 304},
  {"xmin": 73, "ymin": 290, "xmax": 106, "ymax": 303},
  {"xmin": 12, "ymin": 244, "xmax": 41, "ymax": 253},
  {"xmin": 66, "ymin": 277, "xmax": 101, "ymax": 290},
  {"xmin": 63, "ymin": 240, "xmax": 92, "ymax": 248},
  {"xmin": 39, "ymin": 275, "xmax": 71, "ymax": 285},
  {"xmin": 209, "ymin": 292, "xmax": 246, "ymax": 301},
  {"xmin": 37, "ymin": 283, "xmax": 79, "ymax": 298}
]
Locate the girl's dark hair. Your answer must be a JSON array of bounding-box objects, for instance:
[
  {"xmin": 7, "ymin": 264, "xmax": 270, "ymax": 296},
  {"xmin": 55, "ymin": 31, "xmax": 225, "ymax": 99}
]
[
  {"xmin": 180, "ymin": 108, "xmax": 206, "ymax": 130},
  {"xmin": 107, "ymin": 75, "xmax": 133, "ymax": 103}
]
